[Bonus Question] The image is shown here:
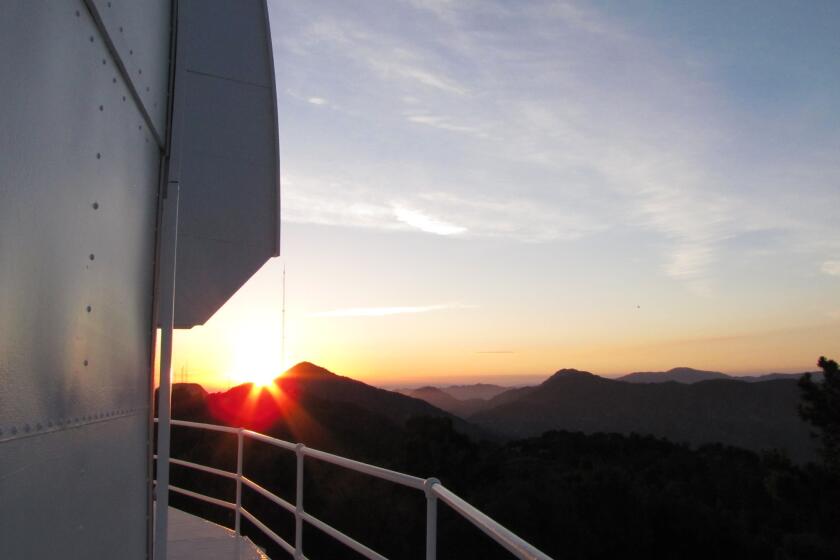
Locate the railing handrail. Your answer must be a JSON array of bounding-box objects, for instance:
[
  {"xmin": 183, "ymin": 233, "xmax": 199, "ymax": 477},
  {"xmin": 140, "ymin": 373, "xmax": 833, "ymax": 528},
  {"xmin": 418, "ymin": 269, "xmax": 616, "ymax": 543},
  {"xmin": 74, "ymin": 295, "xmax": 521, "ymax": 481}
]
[{"xmin": 155, "ymin": 418, "xmax": 552, "ymax": 560}]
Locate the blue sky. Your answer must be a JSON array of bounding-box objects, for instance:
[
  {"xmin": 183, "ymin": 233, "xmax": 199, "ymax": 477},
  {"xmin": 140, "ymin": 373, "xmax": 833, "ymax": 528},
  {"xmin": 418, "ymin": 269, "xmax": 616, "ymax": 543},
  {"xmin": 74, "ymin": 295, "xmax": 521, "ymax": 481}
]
[{"xmin": 174, "ymin": 1, "xmax": 840, "ymax": 387}]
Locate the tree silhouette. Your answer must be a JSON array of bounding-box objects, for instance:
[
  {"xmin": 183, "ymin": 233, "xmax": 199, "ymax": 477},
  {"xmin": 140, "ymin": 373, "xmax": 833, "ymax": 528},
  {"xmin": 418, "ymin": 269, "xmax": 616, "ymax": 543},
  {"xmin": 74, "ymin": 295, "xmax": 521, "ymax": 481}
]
[{"xmin": 799, "ymin": 356, "xmax": 840, "ymax": 472}]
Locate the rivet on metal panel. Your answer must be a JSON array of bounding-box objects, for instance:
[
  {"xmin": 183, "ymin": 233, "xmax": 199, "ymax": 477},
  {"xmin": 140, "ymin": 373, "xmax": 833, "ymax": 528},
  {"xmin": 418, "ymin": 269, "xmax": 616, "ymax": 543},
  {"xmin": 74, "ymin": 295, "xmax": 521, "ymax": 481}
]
[
  {"xmin": 76, "ymin": 10, "xmax": 80, "ymax": 17},
  {"xmin": 99, "ymin": 105, "xmax": 104, "ymax": 111},
  {"xmin": 119, "ymin": 26, "xmax": 123, "ymax": 33},
  {"xmin": 112, "ymin": 77, "xmax": 116, "ymax": 84},
  {"xmin": 102, "ymin": 59, "xmax": 106, "ymax": 65},
  {"xmin": 138, "ymin": 125, "xmax": 142, "ymax": 131},
  {"xmin": 83, "ymin": 360, "xmax": 89, "ymax": 367},
  {"xmin": 96, "ymin": 152, "xmax": 101, "ymax": 159},
  {"xmin": 146, "ymin": 86, "xmax": 150, "ymax": 92},
  {"xmin": 138, "ymin": 68, "xmax": 142, "ymax": 75},
  {"xmin": 122, "ymin": 95, "xmax": 126, "ymax": 102},
  {"xmin": 89, "ymin": 36, "xmax": 94, "ymax": 43},
  {"xmin": 92, "ymin": 201, "xmax": 99, "ymax": 209},
  {"xmin": 129, "ymin": 49, "xmax": 133, "ymax": 55},
  {"xmin": 107, "ymin": 1, "xmax": 111, "ymax": 7},
  {"xmin": 86, "ymin": 305, "xmax": 92, "ymax": 313},
  {"xmin": 89, "ymin": 253, "xmax": 95, "ymax": 260}
]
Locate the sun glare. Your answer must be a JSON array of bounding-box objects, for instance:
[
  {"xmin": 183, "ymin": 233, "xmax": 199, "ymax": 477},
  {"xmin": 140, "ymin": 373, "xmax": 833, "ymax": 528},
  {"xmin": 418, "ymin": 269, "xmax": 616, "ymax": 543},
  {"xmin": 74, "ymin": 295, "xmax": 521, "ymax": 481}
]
[{"xmin": 228, "ymin": 328, "xmax": 283, "ymax": 388}]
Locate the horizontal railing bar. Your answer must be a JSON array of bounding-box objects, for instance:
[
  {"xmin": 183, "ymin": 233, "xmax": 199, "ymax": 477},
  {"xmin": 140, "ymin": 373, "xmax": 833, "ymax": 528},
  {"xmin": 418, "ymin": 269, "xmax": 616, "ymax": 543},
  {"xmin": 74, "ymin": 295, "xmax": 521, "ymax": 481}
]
[
  {"xmin": 432, "ymin": 484, "xmax": 552, "ymax": 560},
  {"xmin": 154, "ymin": 418, "xmax": 553, "ymax": 559},
  {"xmin": 240, "ymin": 507, "xmax": 296, "ymax": 557},
  {"xmin": 158, "ymin": 419, "xmax": 423, "ymax": 489},
  {"xmin": 168, "ymin": 418, "xmax": 240, "ymax": 434},
  {"xmin": 303, "ymin": 447, "xmax": 426, "ymax": 490},
  {"xmin": 241, "ymin": 476, "xmax": 296, "ymax": 515},
  {"xmin": 242, "ymin": 428, "xmax": 297, "ymax": 451},
  {"xmin": 169, "ymin": 484, "xmax": 236, "ymax": 511},
  {"xmin": 170, "ymin": 457, "xmax": 237, "ymax": 480},
  {"xmin": 301, "ymin": 511, "xmax": 388, "ymax": 560}
]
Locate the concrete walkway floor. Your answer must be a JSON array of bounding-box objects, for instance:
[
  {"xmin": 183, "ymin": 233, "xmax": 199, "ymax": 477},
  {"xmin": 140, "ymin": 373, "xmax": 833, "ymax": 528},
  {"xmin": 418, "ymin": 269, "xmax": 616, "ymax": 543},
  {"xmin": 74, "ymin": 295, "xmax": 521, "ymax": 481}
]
[{"xmin": 167, "ymin": 507, "xmax": 269, "ymax": 560}]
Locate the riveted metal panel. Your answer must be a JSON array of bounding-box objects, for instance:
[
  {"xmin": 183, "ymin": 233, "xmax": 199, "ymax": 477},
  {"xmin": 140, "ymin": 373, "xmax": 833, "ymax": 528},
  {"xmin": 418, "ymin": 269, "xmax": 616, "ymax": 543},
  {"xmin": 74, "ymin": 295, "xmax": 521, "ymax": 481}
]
[
  {"xmin": 0, "ymin": 416, "xmax": 148, "ymax": 558},
  {"xmin": 88, "ymin": 0, "xmax": 171, "ymax": 143},
  {"xmin": 0, "ymin": 1, "xmax": 166, "ymax": 558},
  {"xmin": 170, "ymin": 0, "xmax": 280, "ymax": 328}
]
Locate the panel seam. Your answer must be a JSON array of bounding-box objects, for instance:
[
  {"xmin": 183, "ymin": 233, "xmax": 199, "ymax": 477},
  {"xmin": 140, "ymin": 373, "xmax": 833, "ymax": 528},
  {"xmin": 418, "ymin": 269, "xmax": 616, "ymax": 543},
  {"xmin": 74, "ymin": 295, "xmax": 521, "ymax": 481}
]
[
  {"xmin": 82, "ymin": 0, "xmax": 166, "ymax": 149},
  {"xmin": 0, "ymin": 408, "xmax": 147, "ymax": 445}
]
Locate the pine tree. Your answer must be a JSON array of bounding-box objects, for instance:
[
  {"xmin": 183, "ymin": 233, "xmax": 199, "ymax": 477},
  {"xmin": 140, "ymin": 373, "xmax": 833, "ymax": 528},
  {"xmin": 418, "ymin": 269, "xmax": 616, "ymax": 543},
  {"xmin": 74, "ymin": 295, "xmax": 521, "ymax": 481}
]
[{"xmin": 799, "ymin": 356, "xmax": 840, "ymax": 472}]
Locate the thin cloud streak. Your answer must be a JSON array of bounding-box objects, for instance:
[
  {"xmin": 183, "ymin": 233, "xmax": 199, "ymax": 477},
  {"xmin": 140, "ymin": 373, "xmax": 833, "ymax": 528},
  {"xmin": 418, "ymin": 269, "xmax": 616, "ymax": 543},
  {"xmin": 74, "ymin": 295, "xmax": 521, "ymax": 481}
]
[
  {"xmin": 393, "ymin": 205, "xmax": 466, "ymax": 235},
  {"xmin": 821, "ymin": 260, "xmax": 840, "ymax": 277},
  {"xmin": 271, "ymin": 0, "xmax": 840, "ymax": 290},
  {"xmin": 310, "ymin": 303, "xmax": 476, "ymax": 318}
]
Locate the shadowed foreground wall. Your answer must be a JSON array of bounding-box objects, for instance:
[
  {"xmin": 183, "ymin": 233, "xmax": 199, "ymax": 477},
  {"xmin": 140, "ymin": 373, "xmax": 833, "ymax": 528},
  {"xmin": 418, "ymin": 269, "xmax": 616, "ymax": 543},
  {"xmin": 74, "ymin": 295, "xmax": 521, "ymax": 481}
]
[{"xmin": 0, "ymin": 1, "xmax": 170, "ymax": 557}]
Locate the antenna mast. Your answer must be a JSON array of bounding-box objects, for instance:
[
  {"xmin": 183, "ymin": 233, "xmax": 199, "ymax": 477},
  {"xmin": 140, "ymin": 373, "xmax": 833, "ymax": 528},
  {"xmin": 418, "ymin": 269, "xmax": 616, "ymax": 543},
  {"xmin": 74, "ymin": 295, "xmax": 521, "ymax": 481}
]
[{"xmin": 281, "ymin": 263, "xmax": 286, "ymax": 371}]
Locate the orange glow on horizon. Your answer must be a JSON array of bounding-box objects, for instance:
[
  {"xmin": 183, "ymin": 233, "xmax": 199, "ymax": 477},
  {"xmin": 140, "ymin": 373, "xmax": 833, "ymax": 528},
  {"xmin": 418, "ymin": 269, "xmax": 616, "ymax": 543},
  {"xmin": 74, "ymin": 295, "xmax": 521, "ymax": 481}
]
[{"xmin": 207, "ymin": 379, "xmax": 287, "ymax": 431}]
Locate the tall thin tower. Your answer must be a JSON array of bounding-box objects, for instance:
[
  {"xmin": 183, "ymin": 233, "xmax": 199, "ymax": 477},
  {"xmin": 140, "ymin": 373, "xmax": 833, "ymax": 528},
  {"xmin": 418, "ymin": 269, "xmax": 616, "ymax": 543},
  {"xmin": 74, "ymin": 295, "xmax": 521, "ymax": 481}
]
[{"xmin": 281, "ymin": 263, "xmax": 286, "ymax": 372}]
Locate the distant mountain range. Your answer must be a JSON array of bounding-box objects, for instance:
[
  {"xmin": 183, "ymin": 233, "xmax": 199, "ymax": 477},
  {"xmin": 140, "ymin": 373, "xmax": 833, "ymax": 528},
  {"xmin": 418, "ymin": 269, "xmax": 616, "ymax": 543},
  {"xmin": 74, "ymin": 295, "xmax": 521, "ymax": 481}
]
[
  {"xmin": 163, "ymin": 362, "xmax": 836, "ymax": 558},
  {"xmin": 400, "ymin": 367, "xmax": 820, "ymax": 419},
  {"xmin": 161, "ymin": 362, "xmax": 490, "ymax": 461},
  {"xmin": 617, "ymin": 366, "xmax": 819, "ymax": 384},
  {"xmin": 397, "ymin": 386, "xmax": 484, "ymax": 417},
  {"xmin": 163, "ymin": 362, "xmax": 820, "ymax": 462},
  {"xmin": 466, "ymin": 369, "xmax": 816, "ymax": 461},
  {"xmin": 436, "ymin": 383, "xmax": 510, "ymax": 400}
]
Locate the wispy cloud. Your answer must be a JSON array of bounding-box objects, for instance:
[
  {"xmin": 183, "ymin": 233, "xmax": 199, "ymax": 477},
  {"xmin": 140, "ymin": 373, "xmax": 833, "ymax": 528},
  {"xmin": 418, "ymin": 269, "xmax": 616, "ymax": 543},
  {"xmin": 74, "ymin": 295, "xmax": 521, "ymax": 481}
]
[
  {"xmin": 821, "ymin": 260, "xmax": 840, "ymax": 277},
  {"xmin": 307, "ymin": 96, "xmax": 327, "ymax": 105},
  {"xmin": 381, "ymin": 62, "xmax": 467, "ymax": 95},
  {"xmin": 281, "ymin": 18, "xmax": 467, "ymax": 96},
  {"xmin": 406, "ymin": 114, "xmax": 483, "ymax": 135},
  {"xmin": 310, "ymin": 303, "xmax": 475, "ymax": 317},
  {"xmin": 281, "ymin": 172, "xmax": 605, "ymax": 242},
  {"xmin": 393, "ymin": 205, "xmax": 466, "ymax": 235},
  {"xmin": 271, "ymin": 0, "xmax": 840, "ymax": 291}
]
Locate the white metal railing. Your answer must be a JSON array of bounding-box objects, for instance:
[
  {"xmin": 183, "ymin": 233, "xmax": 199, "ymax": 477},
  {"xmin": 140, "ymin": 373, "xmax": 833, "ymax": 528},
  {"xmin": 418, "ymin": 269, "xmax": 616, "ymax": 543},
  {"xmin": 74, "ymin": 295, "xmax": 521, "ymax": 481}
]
[{"xmin": 154, "ymin": 418, "xmax": 552, "ymax": 560}]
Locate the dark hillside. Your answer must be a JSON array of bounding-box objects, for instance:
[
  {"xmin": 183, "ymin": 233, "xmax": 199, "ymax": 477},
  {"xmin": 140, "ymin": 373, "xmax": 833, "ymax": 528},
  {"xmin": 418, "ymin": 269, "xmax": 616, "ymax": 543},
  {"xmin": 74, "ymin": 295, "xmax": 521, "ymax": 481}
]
[{"xmin": 470, "ymin": 369, "xmax": 815, "ymax": 461}]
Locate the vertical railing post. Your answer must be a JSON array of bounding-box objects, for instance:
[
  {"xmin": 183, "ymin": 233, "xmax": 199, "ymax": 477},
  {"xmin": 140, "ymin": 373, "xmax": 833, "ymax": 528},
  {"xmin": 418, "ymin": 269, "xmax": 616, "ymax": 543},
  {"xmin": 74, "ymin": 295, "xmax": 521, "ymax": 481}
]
[
  {"xmin": 425, "ymin": 478, "xmax": 440, "ymax": 560},
  {"xmin": 235, "ymin": 428, "xmax": 244, "ymax": 535},
  {"xmin": 153, "ymin": 183, "xmax": 180, "ymax": 560},
  {"xmin": 295, "ymin": 443, "xmax": 305, "ymax": 559}
]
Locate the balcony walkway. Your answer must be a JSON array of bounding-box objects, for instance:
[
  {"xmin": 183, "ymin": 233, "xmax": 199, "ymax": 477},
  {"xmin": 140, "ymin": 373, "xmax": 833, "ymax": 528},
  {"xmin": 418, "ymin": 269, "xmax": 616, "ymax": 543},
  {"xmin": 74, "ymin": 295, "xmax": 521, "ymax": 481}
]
[{"xmin": 168, "ymin": 507, "xmax": 269, "ymax": 560}]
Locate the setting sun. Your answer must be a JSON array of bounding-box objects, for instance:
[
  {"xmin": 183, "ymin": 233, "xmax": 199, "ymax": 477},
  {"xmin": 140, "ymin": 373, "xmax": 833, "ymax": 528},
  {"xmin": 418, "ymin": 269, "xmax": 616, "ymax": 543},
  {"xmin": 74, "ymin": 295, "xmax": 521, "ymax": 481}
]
[{"xmin": 228, "ymin": 328, "xmax": 283, "ymax": 388}]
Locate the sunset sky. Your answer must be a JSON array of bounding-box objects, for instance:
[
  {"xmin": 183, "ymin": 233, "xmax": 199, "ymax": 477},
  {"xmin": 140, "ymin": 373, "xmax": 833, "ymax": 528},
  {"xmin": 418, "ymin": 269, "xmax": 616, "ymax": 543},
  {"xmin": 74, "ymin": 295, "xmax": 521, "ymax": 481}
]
[{"xmin": 172, "ymin": 0, "xmax": 840, "ymax": 390}]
